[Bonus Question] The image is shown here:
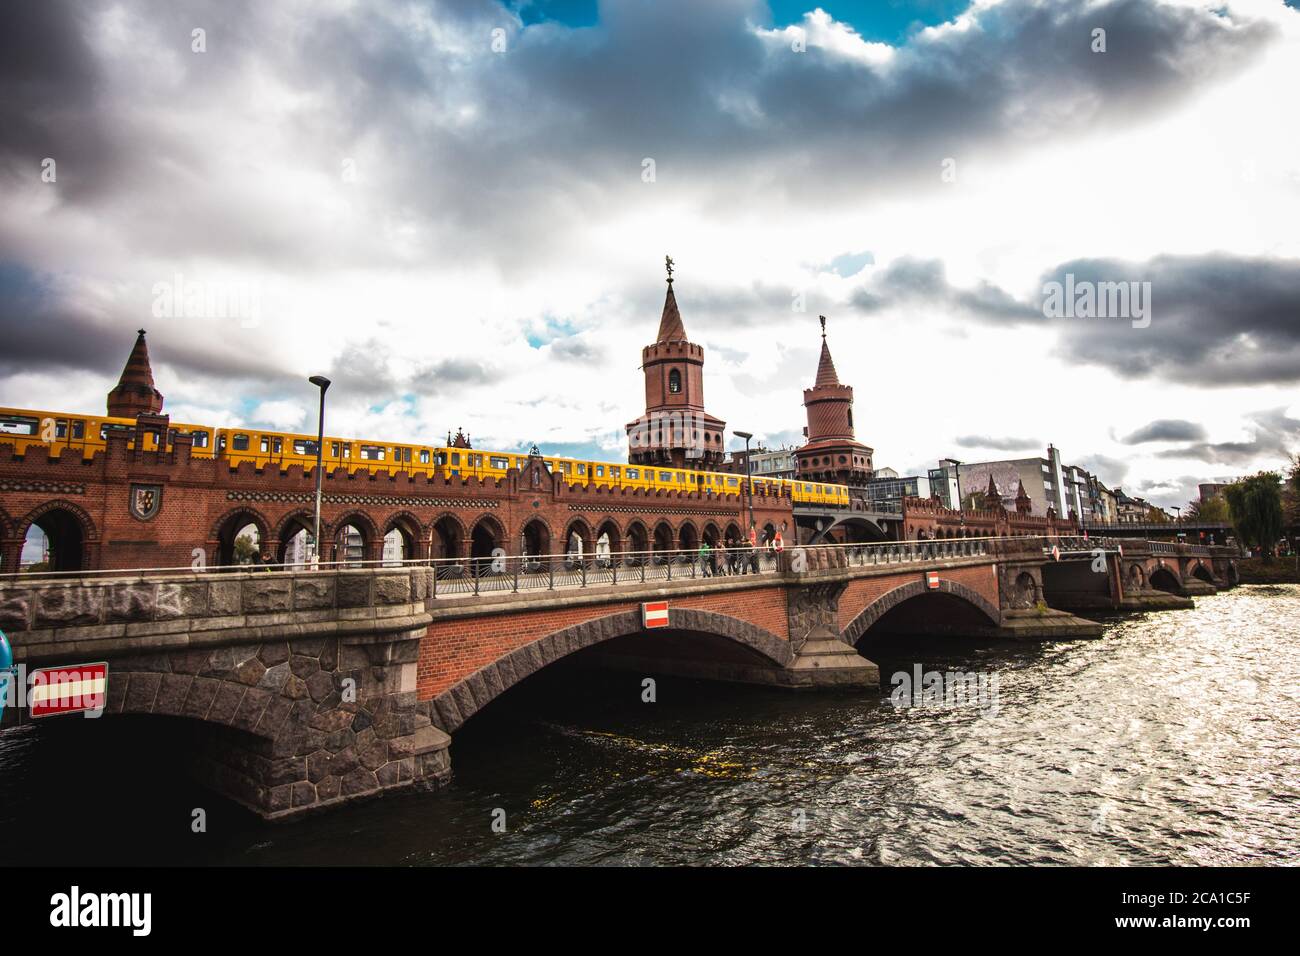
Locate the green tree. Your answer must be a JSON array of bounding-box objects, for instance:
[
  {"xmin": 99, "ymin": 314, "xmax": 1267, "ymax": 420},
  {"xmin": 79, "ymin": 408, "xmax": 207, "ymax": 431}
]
[
  {"xmin": 1223, "ymin": 472, "xmax": 1284, "ymax": 562},
  {"xmin": 234, "ymin": 532, "xmax": 259, "ymax": 564},
  {"xmin": 1187, "ymin": 496, "xmax": 1228, "ymax": 523}
]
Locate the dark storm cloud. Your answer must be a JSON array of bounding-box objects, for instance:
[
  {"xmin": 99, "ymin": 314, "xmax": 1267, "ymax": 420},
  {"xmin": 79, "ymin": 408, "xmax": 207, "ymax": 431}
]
[
  {"xmin": 1152, "ymin": 408, "xmax": 1300, "ymax": 467},
  {"xmin": 850, "ymin": 257, "xmax": 1040, "ymax": 323},
  {"xmin": 1122, "ymin": 419, "xmax": 1209, "ymax": 444},
  {"xmin": 850, "ymin": 252, "xmax": 1300, "ymax": 387},
  {"xmin": 1045, "ymin": 255, "xmax": 1300, "ymax": 387},
  {"xmin": 953, "ymin": 434, "xmax": 1042, "ymax": 452}
]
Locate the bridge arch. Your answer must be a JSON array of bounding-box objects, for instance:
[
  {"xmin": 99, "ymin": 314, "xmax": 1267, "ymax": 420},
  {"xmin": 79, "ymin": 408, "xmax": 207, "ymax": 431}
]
[
  {"xmin": 1190, "ymin": 561, "xmax": 1214, "ymax": 584},
  {"xmin": 382, "ymin": 512, "xmax": 423, "ymax": 564},
  {"xmin": 702, "ymin": 522, "xmax": 721, "ymax": 547},
  {"xmin": 428, "ymin": 608, "xmax": 795, "ymax": 732},
  {"xmin": 678, "ymin": 520, "xmax": 699, "ymax": 551},
  {"xmin": 519, "ymin": 517, "xmax": 553, "ymax": 557},
  {"xmin": 652, "ymin": 520, "xmax": 674, "ymax": 554},
  {"xmin": 211, "ymin": 506, "xmax": 270, "ymax": 567},
  {"xmin": 272, "ymin": 510, "xmax": 317, "ymax": 566},
  {"xmin": 429, "ymin": 512, "xmax": 466, "ymax": 560},
  {"xmin": 594, "ymin": 517, "xmax": 622, "ymax": 555},
  {"xmin": 843, "ymin": 579, "xmax": 1001, "ymax": 644},
  {"xmin": 563, "ymin": 517, "xmax": 594, "ymax": 556},
  {"xmin": 18, "ymin": 500, "xmax": 98, "ymax": 572},
  {"xmin": 625, "ymin": 520, "xmax": 649, "ymax": 555},
  {"xmin": 468, "ymin": 513, "xmax": 506, "ymax": 562},
  {"xmin": 1149, "ymin": 564, "xmax": 1182, "ymax": 594},
  {"xmin": 332, "ymin": 510, "xmax": 381, "ymax": 566}
]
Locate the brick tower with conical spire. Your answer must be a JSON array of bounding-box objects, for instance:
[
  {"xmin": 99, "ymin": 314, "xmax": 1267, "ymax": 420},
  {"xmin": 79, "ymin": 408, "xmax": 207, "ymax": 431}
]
[
  {"xmin": 107, "ymin": 329, "xmax": 164, "ymax": 418},
  {"xmin": 794, "ymin": 316, "xmax": 872, "ymax": 486},
  {"xmin": 626, "ymin": 258, "xmax": 727, "ymax": 469}
]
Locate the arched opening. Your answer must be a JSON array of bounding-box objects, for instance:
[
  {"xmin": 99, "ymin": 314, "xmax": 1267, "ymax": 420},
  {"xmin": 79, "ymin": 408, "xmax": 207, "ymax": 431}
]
[
  {"xmin": 1128, "ymin": 563, "xmax": 1146, "ymax": 589},
  {"xmin": 702, "ymin": 523, "xmax": 720, "ymax": 548},
  {"xmin": 625, "ymin": 521, "xmax": 649, "ymax": 563},
  {"xmin": 1192, "ymin": 564, "xmax": 1214, "ymax": 583},
  {"xmin": 854, "ymin": 590, "xmax": 998, "ymax": 642},
  {"xmin": 21, "ymin": 508, "xmax": 88, "ymax": 572},
  {"xmin": 678, "ymin": 522, "xmax": 699, "ymax": 552},
  {"xmin": 521, "ymin": 518, "xmax": 551, "ymax": 557},
  {"xmin": 276, "ymin": 514, "xmax": 314, "ymax": 567},
  {"xmin": 563, "ymin": 518, "xmax": 593, "ymax": 558},
  {"xmin": 762, "ymin": 522, "xmax": 776, "ymax": 545},
  {"xmin": 668, "ymin": 368, "xmax": 682, "ymax": 393},
  {"xmin": 1149, "ymin": 567, "xmax": 1181, "ymax": 594},
  {"xmin": 216, "ymin": 510, "xmax": 266, "ymax": 567},
  {"xmin": 652, "ymin": 521, "xmax": 674, "ymax": 555},
  {"xmin": 594, "ymin": 519, "xmax": 621, "ymax": 561},
  {"xmin": 382, "ymin": 526, "xmax": 414, "ymax": 566},
  {"xmin": 334, "ymin": 522, "xmax": 367, "ymax": 567},
  {"xmin": 431, "ymin": 516, "xmax": 463, "ymax": 561},
  {"xmin": 723, "ymin": 522, "xmax": 742, "ymax": 546},
  {"xmin": 469, "ymin": 516, "xmax": 503, "ymax": 566}
]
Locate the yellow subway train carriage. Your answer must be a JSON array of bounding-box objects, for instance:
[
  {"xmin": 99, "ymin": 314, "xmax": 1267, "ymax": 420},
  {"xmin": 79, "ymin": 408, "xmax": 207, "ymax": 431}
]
[{"xmin": 0, "ymin": 407, "xmax": 216, "ymax": 460}]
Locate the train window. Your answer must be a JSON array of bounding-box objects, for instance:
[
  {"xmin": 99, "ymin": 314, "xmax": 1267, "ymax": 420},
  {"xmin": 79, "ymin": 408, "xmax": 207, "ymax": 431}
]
[
  {"xmin": 101, "ymin": 422, "xmax": 132, "ymax": 440},
  {"xmin": 273, "ymin": 437, "xmax": 282, "ymax": 454},
  {"xmin": 435, "ymin": 452, "xmax": 447, "ymax": 466},
  {"xmin": 360, "ymin": 445, "xmax": 386, "ymax": 460},
  {"xmin": 302, "ymin": 439, "xmax": 323, "ymax": 455},
  {"xmin": 490, "ymin": 456, "xmax": 509, "ymax": 469},
  {"xmin": 676, "ymin": 473, "xmax": 684, "ymax": 483},
  {"xmin": 659, "ymin": 472, "xmax": 672, "ymax": 482},
  {"xmin": 191, "ymin": 430, "xmax": 208, "ymax": 448},
  {"xmin": 611, "ymin": 466, "xmax": 621, "ymax": 478},
  {"xmin": 232, "ymin": 434, "xmax": 250, "ymax": 451},
  {"xmin": 419, "ymin": 449, "xmax": 430, "ymax": 464},
  {"xmin": 727, "ymin": 478, "xmax": 738, "ymax": 487},
  {"xmin": 577, "ymin": 464, "xmax": 586, "ymax": 475},
  {"xmin": 0, "ymin": 414, "xmax": 40, "ymax": 435},
  {"xmin": 595, "ymin": 465, "xmax": 604, "ymax": 477},
  {"xmin": 470, "ymin": 454, "xmax": 483, "ymax": 467},
  {"xmin": 626, "ymin": 468, "xmax": 639, "ymax": 479},
  {"xmin": 560, "ymin": 462, "xmax": 571, "ymax": 474},
  {"xmin": 403, "ymin": 448, "xmax": 411, "ymax": 462},
  {"xmin": 451, "ymin": 453, "xmax": 460, "ymax": 465},
  {"xmin": 260, "ymin": 437, "xmax": 269, "ymax": 453}
]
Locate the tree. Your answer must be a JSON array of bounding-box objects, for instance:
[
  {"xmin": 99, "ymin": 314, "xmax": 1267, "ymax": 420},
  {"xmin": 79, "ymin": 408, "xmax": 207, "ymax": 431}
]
[
  {"xmin": 1187, "ymin": 496, "xmax": 1228, "ymax": 523},
  {"xmin": 234, "ymin": 532, "xmax": 259, "ymax": 564},
  {"xmin": 1223, "ymin": 472, "xmax": 1284, "ymax": 562},
  {"xmin": 1146, "ymin": 506, "xmax": 1170, "ymax": 524}
]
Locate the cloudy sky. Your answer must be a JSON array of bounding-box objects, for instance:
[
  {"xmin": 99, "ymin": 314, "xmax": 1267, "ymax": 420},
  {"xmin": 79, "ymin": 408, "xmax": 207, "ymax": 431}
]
[{"xmin": 2, "ymin": 0, "xmax": 1299, "ymax": 509}]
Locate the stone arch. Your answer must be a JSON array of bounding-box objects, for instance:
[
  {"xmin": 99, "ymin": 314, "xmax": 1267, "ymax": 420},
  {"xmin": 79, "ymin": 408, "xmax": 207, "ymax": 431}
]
[
  {"xmin": 702, "ymin": 522, "xmax": 721, "ymax": 547},
  {"xmin": 843, "ymin": 579, "xmax": 1001, "ymax": 645},
  {"xmin": 594, "ymin": 517, "xmax": 622, "ymax": 556},
  {"xmin": 428, "ymin": 608, "xmax": 795, "ymax": 733},
  {"xmin": 520, "ymin": 517, "xmax": 553, "ymax": 556},
  {"xmin": 723, "ymin": 521, "xmax": 742, "ymax": 545},
  {"xmin": 429, "ymin": 512, "xmax": 466, "ymax": 561},
  {"xmin": 469, "ymin": 513, "xmax": 505, "ymax": 563},
  {"xmin": 382, "ymin": 511, "xmax": 423, "ymax": 564},
  {"xmin": 1149, "ymin": 565, "xmax": 1182, "ymax": 594},
  {"xmin": 332, "ymin": 510, "xmax": 381, "ymax": 566},
  {"xmin": 211, "ymin": 506, "xmax": 271, "ymax": 567},
  {"xmin": 678, "ymin": 520, "xmax": 699, "ymax": 551},
  {"xmin": 18, "ymin": 500, "xmax": 99, "ymax": 572},
  {"xmin": 652, "ymin": 520, "xmax": 674, "ymax": 554},
  {"xmin": 273, "ymin": 510, "xmax": 318, "ymax": 566},
  {"xmin": 563, "ymin": 517, "xmax": 594, "ymax": 556},
  {"xmin": 1190, "ymin": 561, "xmax": 1214, "ymax": 583},
  {"xmin": 625, "ymin": 520, "xmax": 649, "ymax": 555},
  {"xmin": 1127, "ymin": 562, "xmax": 1147, "ymax": 589}
]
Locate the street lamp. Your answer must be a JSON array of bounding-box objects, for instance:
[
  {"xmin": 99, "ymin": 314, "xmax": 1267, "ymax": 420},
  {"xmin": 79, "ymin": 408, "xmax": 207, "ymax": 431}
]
[
  {"xmin": 733, "ymin": 430, "xmax": 755, "ymax": 535},
  {"xmin": 308, "ymin": 375, "xmax": 331, "ymax": 567}
]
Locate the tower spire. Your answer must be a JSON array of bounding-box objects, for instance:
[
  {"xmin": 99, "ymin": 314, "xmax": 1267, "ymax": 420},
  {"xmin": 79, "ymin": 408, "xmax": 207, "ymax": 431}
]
[
  {"xmin": 814, "ymin": 316, "xmax": 840, "ymax": 388},
  {"xmin": 106, "ymin": 329, "xmax": 164, "ymax": 418}
]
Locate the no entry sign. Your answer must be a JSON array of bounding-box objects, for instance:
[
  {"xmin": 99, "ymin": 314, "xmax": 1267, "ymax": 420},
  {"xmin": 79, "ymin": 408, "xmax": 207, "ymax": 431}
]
[
  {"xmin": 29, "ymin": 662, "xmax": 108, "ymax": 718},
  {"xmin": 925, "ymin": 571, "xmax": 940, "ymax": 590},
  {"xmin": 642, "ymin": 601, "xmax": 669, "ymax": 629}
]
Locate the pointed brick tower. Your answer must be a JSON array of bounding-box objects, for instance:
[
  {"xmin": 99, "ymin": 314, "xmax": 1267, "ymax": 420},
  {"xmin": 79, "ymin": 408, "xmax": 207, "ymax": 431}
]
[
  {"xmin": 107, "ymin": 329, "xmax": 164, "ymax": 419},
  {"xmin": 1015, "ymin": 479, "xmax": 1033, "ymax": 514},
  {"xmin": 626, "ymin": 259, "xmax": 727, "ymax": 469},
  {"xmin": 794, "ymin": 316, "xmax": 872, "ymax": 486},
  {"xmin": 983, "ymin": 473, "xmax": 1005, "ymax": 511}
]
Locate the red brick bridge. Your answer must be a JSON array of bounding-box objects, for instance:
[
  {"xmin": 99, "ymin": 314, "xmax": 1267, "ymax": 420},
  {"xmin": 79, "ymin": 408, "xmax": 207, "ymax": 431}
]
[{"xmin": 0, "ymin": 535, "xmax": 1237, "ymax": 820}]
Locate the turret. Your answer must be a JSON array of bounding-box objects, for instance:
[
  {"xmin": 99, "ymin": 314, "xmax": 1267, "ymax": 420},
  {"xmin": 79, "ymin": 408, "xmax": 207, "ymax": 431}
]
[{"xmin": 107, "ymin": 329, "xmax": 164, "ymax": 419}]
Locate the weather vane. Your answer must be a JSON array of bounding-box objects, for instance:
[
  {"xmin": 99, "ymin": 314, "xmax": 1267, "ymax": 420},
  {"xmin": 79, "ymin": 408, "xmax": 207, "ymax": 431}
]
[
  {"xmin": 665, "ymin": 255, "xmax": 674, "ymax": 284},
  {"xmin": 819, "ymin": 314, "xmax": 827, "ymax": 338}
]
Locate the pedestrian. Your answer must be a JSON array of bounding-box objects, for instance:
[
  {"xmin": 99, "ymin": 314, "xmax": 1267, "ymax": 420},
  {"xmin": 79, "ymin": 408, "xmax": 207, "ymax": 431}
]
[{"xmin": 698, "ymin": 539, "xmax": 712, "ymax": 577}]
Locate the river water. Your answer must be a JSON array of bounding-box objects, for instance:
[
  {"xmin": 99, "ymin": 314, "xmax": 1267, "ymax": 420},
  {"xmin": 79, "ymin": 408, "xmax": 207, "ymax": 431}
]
[{"xmin": 2, "ymin": 585, "xmax": 1297, "ymax": 866}]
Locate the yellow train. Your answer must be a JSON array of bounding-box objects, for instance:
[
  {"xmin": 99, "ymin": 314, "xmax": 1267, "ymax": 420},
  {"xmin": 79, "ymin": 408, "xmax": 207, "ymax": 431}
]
[
  {"xmin": 0, "ymin": 407, "xmax": 216, "ymax": 459},
  {"xmin": 0, "ymin": 407, "xmax": 850, "ymax": 508}
]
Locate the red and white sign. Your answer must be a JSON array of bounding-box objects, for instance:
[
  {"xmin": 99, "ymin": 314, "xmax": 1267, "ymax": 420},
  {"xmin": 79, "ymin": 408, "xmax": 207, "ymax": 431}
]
[
  {"xmin": 925, "ymin": 571, "xmax": 940, "ymax": 590},
  {"xmin": 642, "ymin": 601, "xmax": 669, "ymax": 629},
  {"xmin": 29, "ymin": 662, "xmax": 108, "ymax": 718},
  {"xmin": 1051, "ymin": 545, "xmax": 1061, "ymax": 561}
]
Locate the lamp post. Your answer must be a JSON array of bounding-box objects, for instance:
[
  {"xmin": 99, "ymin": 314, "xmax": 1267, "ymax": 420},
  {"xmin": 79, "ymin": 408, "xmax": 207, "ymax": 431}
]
[
  {"xmin": 308, "ymin": 375, "xmax": 331, "ymax": 567},
  {"xmin": 733, "ymin": 430, "xmax": 755, "ymax": 535}
]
